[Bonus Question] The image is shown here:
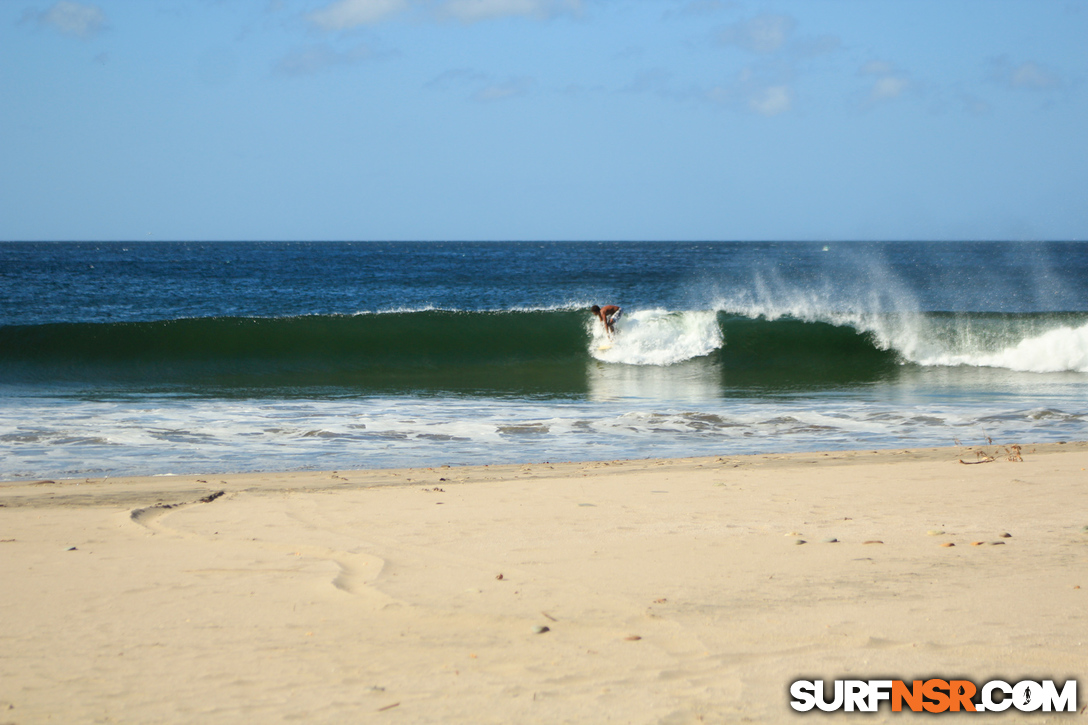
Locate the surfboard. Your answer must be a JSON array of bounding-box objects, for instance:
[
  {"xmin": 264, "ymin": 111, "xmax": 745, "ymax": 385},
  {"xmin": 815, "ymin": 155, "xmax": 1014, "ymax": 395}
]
[{"xmin": 598, "ymin": 344, "xmax": 613, "ymax": 351}]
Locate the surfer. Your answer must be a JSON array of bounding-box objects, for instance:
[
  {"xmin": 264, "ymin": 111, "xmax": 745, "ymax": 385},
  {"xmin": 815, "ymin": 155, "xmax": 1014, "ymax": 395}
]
[{"xmin": 591, "ymin": 304, "xmax": 622, "ymax": 337}]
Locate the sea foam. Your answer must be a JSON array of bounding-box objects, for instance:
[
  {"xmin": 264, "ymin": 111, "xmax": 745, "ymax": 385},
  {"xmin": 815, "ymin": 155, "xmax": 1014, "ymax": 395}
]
[
  {"xmin": 916, "ymin": 322, "xmax": 1088, "ymax": 373},
  {"xmin": 589, "ymin": 309, "xmax": 722, "ymax": 366}
]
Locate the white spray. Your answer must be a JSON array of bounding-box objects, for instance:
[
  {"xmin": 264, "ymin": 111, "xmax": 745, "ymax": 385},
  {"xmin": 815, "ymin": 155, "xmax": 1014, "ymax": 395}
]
[
  {"xmin": 588, "ymin": 309, "xmax": 722, "ymax": 366},
  {"xmin": 707, "ymin": 252, "xmax": 1088, "ymax": 374}
]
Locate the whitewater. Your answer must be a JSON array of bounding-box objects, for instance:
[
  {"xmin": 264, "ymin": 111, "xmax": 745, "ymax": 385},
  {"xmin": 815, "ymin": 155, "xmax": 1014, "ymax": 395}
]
[{"xmin": 588, "ymin": 305, "xmax": 1088, "ymax": 375}]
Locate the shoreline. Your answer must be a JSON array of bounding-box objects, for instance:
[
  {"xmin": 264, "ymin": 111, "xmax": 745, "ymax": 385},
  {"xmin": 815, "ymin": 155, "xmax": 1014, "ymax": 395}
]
[
  {"xmin": 3, "ymin": 441, "xmax": 1087, "ymax": 722},
  {"xmin": 4, "ymin": 440, "xmax": 1083, "ymax": 501}
]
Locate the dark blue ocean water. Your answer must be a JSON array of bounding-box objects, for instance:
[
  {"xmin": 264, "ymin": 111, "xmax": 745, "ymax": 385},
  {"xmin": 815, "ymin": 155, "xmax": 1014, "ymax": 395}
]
[
  {"xmin": 2, "ymin": 241, "xmax": 1086, "ymax": 479},
  {"xmin": 4, "ymin": 241, "xmax": 1088, "ymax": 325}
]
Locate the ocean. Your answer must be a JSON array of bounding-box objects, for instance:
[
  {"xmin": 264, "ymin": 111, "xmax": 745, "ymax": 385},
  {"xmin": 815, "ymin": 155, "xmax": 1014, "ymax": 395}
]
[{"xmin": 1, "ymin": 241, "xmax": 1086, "ymax": 480}]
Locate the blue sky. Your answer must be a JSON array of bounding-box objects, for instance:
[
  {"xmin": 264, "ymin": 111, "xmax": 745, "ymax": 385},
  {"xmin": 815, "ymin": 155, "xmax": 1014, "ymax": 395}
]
[{"xmin": 1, "ymin": 0, "xmax": 1086, "ymax": 241}]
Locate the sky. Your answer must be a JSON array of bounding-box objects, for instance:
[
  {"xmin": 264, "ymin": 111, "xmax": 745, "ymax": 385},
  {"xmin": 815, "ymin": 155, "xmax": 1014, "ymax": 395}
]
[{"xmin": 1, "ymin": 0, "xmax": 1086, "ymax": 241}]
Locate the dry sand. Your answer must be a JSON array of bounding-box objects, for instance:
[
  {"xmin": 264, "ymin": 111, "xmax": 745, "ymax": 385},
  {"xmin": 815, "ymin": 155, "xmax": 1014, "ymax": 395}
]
[{"xmin": 1, "ymin": 442, "xmax": 1086, "ymax": 723}]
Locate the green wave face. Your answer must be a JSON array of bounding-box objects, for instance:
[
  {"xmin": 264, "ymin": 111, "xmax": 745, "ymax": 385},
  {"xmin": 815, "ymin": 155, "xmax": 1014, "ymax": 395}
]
[
  {"xmin": 0, "ymin": 311, "xmax": 593, "ymax": 394},
  {"xmin": 715, "ymin": 316, "xmax": 900, "ymax": 388},
  {"xmin": 2, "ymin": 310, "xmax": 587, "ymax": 362},
  {"xmin": 7, "ymin": 309, "xmax": 1080, "ymax": 395}
]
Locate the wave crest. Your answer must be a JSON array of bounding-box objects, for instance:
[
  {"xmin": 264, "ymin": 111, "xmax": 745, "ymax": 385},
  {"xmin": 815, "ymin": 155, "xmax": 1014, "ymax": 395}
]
[{"xmin": 917, "ymin": 321, "xmax": 1088, "ymax": 373}]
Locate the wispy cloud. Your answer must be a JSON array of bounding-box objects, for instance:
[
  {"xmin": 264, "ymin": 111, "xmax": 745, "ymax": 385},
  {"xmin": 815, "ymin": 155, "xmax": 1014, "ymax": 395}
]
[
  {"xmin": 789, "ymin": 33, "xmax": 841, "ymax": 60},
  {"xmin": 662, "ymin": 0, "xmax": 736, "ymax": 21},
  {"xmin": 715, "ymin": 13, "xmax": 840, "ymax": 61},
  {"xmin": 718, "ymin": 14, "xmax": 795, "ymax": 54},
  {"xmin": 625, "ymin": 15, "xmax": 808, "ymax": 116},
  {"xmin": 1009, "ymin": 62, "xmax": 1060, "ymax": 89},
  {"xmin": 621, "ymin": 67, "xmax": 722, "ymax": 107},
  {"xmin": 958, "ymin": 91, "xmax": 992, "ymax": 116},
  {"xmin": 622, "ymin": 68, "xmax": 674, "ymax": 95},
  {"xmin": 307, "ymin": 0, "xmax": 409, "ymax": 30},
  {"xmin": 426, "ymin": 68, "xmax": 535, "ymax": 101},
  {"xmin": 275, "ymin": 42, "xmax": 390, "ymax": 75},
  {"xmin": 705, "ymin": 12, "xmax": 839, "ymax": 116},
  {"xmin": 24, "ymin": 1, "xmax": 107, "ymax": 38},
  {"xmin": 305, "ymin": 0, "xmax": 580, "ymax": 29},
  {"xmin": 706, "ymin": 66, "xmax": 794, "ymax": 117},
  {"xmin": 859, "ymin": 60, "xmax": 893, "ymax": 76},
  {"xmin": 747, "ymin": 84, "xmax": 791, "ymax": 116},
  {"xmin": 473, "ymin": 76, "xmax": 535, "ymax": 101},
  {"xmin": 439, "ymin": 0, "xmax": 581, "ymax": 23},
  {"xmin": 859, "ymin": 59, "xmax": 912, "ymax": 104},
  {"xmin": 989, "ymin": 57, "xmax": 1062, "ymax": 90},
  {"xmin": 425, "ymin": 68, "xmax": 489, "ymax": 90}
]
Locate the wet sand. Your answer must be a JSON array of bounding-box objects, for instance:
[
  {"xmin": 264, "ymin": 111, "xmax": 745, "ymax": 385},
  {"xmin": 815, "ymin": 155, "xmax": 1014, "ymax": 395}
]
[{"xmin": 2, "ymin": 442, "xmax": 1086, "ymax": 723}]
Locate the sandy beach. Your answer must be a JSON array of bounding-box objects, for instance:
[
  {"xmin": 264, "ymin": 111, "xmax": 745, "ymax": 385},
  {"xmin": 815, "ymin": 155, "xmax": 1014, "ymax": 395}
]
[{"xmin": 2, "ymin": 442, "xmax": 1086, "ymax": 723}]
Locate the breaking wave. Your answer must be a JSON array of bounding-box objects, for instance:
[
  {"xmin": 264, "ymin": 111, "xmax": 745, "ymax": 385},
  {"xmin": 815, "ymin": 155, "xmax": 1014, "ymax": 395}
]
[{"xmin": 2, "ymin": 306, "xmax": 1085, "ymax": 394}]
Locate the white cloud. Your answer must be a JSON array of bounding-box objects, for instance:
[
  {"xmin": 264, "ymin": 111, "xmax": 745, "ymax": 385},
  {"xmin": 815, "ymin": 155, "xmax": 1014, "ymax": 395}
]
[
  {"xmin": 989, "ymin": 56, "xmax": 1063, "ymax": 91},
  {"xmin": 307, "ymin": 0, "xmax": 408, "ymax": 30},
  {"xmin": 28, "ymin": 1, "xmax": 107, "ymax": 38},
  {"xmin": 870, "ymin": 75, "xmax": 909, "ymax": 100},
  {"xmin": 705, "ymin": 66, "xmax": 796, "ymax": 117},
  {"xmin": 858, "ymin": 60, "xmax": 911, "ymax": 104},
  {"xmin": 718, "ymin": 14, "xmax": 795, "ymax": 54},
  {"xmin": 1009, "ymin": 61, "xmax": 1060, "ymax": 90},
  {"xmin": 748, "ymin": 85, "xmax": 791, "ymax": 116},
  {"xmin": 706, "ymin": 14, "xmax": 837, "ymax": 117},
  {"xmin": 439, "ymin": 0, "xmax": 581, "ymax": 23}
]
